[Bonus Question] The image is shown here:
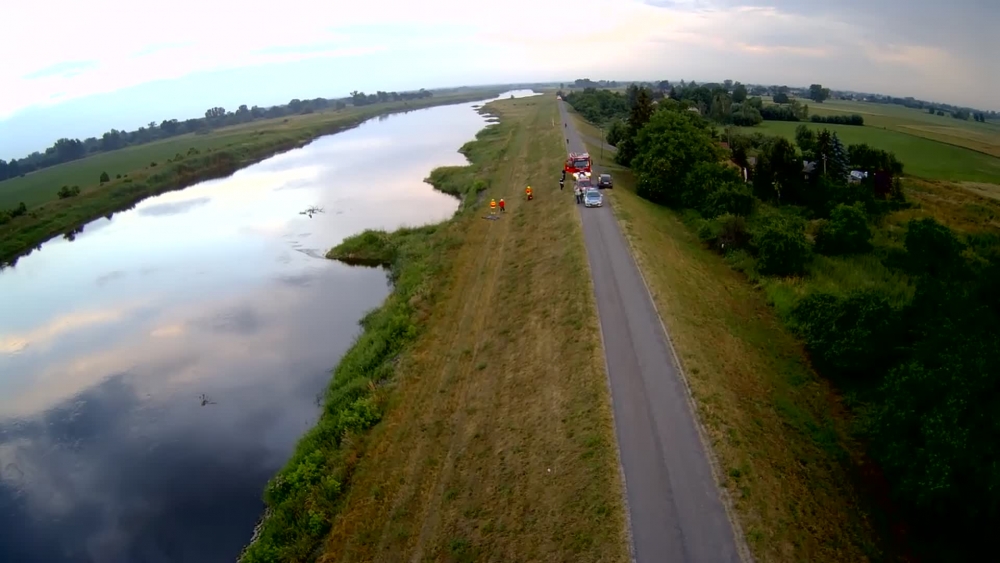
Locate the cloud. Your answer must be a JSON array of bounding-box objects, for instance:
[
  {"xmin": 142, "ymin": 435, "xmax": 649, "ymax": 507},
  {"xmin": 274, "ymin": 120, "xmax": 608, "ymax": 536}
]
[
  {"xmin": 23, "ymin": 60, "xmax": 98, "ymax": 80},
  {"xmin": 0, "ymin": 0, "xmax": 995, "ymax": 132}
]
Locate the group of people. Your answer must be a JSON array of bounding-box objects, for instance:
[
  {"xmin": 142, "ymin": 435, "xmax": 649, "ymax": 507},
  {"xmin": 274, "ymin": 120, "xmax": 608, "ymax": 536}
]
[{"xmin": 488, "ymin": 186, "xmax": 533, "ymax": 216}]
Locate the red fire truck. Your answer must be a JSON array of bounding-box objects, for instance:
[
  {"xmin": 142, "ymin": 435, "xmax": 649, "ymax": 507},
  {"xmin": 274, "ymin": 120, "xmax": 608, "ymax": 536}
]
[{"xmin": 564, "ymin": 151, "xmax": 592, "ymax": 175}]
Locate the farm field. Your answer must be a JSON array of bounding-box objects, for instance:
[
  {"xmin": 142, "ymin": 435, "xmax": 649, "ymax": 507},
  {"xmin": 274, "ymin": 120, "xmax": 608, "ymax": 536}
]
[{"xmin": 740, "ymin": 120, "xmax": 1000, "ymax": 185}]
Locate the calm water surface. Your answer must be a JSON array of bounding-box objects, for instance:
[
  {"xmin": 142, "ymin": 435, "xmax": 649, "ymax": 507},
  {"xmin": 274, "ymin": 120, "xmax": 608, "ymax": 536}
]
[{"xmin": 0, "ymin": 90, "xmax": 537, "ymax": 562}]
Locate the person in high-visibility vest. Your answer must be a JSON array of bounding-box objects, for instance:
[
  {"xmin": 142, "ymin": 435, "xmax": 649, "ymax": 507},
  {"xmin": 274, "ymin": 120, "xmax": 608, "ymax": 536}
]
[
  {"xmin": 525, "ymin": 186, "xmax": 533, "ymax": 200},
  {"xmin": 499, "ymin": 198, "xmax": 505, "ymax": 213},
  {"xmin": 489, "ymin": 198, "xmax": 497, "ymax": 215}
]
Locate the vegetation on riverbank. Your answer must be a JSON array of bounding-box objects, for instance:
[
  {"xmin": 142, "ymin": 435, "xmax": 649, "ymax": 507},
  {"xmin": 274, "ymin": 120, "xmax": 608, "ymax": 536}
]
[
  {"xmin": 242, "ymin": 95, "xmax": 629, "ymax": 562},
  {"xmin": 0, "ymin": 90, "xmax": 500, "ymax": 266},
  {"xmin": 570, "ymin": 83, "xmax": 1000, "ymax": 560}
]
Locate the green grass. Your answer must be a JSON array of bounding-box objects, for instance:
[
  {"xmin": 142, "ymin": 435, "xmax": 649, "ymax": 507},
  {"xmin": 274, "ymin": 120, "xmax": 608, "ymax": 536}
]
[
  {"xmin": 804, "ymin": 99, "xmax": 1000, "ymax": 158},
  {"xmin": 741, "ymin": 121, "xmax": 1000, "ymax": 185},
  {"xmin": 0, "ymin": 91, "xmax": 501, "ymax": 265},
  {"xmin": 242, "ymin": 96, "xmax": 628, "ymax": 563}
]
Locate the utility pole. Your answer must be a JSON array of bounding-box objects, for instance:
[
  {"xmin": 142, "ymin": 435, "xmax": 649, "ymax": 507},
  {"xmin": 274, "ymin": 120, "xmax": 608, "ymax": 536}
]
[{"xmin": 600, "ymin": 126, "xmax": 604, "ymax": 162}]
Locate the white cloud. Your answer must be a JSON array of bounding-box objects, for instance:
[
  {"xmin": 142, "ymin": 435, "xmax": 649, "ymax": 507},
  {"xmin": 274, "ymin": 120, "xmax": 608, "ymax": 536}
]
[{"xmin": 0, "ymin": 0, "xmax": 993, "ymax": 121}]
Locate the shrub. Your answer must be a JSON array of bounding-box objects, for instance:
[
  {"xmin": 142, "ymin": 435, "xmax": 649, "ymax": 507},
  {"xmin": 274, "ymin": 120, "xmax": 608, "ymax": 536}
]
[
  {"xmin": 791, "ymin": 290, "xmax": 903, "ymax": 379},
  {"xmin": 751, "ymin": 216, "xmax": 811, "ymax": 276},
  {"xmin": 815, "ymin": 203, "xmax": 872, "ymax": 255},
  {"xmin": 903, "ymin": 218, "xmax": 966, "ymax": 278},
  {"xmin": 703, "ymin": 181, "xmax": 755, "ymax": 217},
  {"xmin": 99, "ymin": 171, "xmax": 110, "ymax": 183},
  {"xmin": 680, "ymin": 161, "xmax": 743, "ymax": 210}
]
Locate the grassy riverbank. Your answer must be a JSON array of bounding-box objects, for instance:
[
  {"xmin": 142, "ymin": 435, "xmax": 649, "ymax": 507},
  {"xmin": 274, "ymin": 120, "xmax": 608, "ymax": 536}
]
[
  {"xmin": 0, "ymin": 90, "xmax": 500, "ymax": 266},
  {"xmin": 241, "ymin": 95, "xmax": 629, "ymax": 562}
]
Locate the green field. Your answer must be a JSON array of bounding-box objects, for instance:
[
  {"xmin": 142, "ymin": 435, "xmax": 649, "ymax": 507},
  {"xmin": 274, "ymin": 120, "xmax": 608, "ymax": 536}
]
[
  {"xmin": 741, "ymin": 120, "xmax": 1000, "ymax": 185},
  {"xmin": 805, "ymin": 99, "xmax": 1000, "ymax": 158},
  {"xmin": 0, "ymin": 92, "xmax": 498, "ymax": 211},
  {"xmin": 0, "ymin": 90, "xmax": 501, "ymax": 264}
]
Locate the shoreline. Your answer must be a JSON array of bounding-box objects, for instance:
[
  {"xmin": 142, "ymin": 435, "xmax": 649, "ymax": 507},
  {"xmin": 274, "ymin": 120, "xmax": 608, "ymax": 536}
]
[
  {"xmin": 0, "ymin": 91, "xmax": 502, "ymax": 267},
  {"xmin": 238, "ymin": 102, "xmax": 506, "ymax": 562}
]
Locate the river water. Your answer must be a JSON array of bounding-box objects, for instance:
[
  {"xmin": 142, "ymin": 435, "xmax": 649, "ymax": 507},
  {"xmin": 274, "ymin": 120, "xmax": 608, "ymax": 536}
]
[{"xmin": 0, "ymin": 89, "xmax": 537, "ymax": 563}]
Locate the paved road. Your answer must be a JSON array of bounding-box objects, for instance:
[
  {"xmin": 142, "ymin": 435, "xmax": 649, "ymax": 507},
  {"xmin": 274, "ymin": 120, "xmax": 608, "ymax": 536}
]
[{"xmin": 559, "ymin": 101, "xmax": 745, "ymax": 563}]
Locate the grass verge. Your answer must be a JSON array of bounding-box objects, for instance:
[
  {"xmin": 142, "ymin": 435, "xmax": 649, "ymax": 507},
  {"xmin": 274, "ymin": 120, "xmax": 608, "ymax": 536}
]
[
  {"xmin": 569, "ymin": 109, "xmax": 882, "ymax": 562},
  {"xmin": 0, "ymin": 91, "xmax": 500, "ymax": 266},
  {"xmin": 241, "ymin": 95, "xmax": 629, "ymax": 562}
]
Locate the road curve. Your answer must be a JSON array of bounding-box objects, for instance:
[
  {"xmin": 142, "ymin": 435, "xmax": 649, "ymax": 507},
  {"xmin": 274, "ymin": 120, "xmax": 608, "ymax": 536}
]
[{"xmin": 560, "ymin": 101, "xmax": 745, "ymax": 563}]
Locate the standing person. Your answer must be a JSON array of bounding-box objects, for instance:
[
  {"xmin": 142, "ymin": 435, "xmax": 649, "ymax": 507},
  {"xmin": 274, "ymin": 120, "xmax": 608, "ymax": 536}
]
[
  {"xmin": 499, "ymin": 198, "xmax": 505, "ymax": 213},
  {"xmin": 525, "ymin": 185, "xmax": 533, "ymax": 200},
  {"xmin": 489, "ymin": 198, "xmax": 497, "ymax": 216},
  {"xmin": 574, "ymin": 184, "xmax": 581, "ymax": 204}
]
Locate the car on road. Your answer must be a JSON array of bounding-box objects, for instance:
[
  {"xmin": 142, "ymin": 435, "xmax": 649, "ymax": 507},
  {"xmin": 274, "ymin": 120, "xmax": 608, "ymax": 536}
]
[
  {"xmin": 597, "ymin": 173, "xmax": 613, "ymax": 189},
  {"xmin": 584, "ymin": 188, "xmax": 603, "ymax": 208}
]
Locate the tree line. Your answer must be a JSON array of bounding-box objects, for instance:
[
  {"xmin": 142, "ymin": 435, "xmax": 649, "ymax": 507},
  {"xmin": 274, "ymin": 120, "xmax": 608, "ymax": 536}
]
[
  {"xmin": 564, "ymin": 83, "xmax": 865, "ymax": 135},
  {"xmin": 570, "ymin": 87, "xmax": 1000, "ymax": 559},
  {"xmin": 0, "ymin": 88, "xmax": 435, "ymax": 183}
]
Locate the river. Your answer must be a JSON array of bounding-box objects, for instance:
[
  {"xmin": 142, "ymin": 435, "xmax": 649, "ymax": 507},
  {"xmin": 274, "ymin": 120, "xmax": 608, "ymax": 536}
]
[{"xmin": 0, "ymin": 89, "xmax": 538, "ymax": 563}]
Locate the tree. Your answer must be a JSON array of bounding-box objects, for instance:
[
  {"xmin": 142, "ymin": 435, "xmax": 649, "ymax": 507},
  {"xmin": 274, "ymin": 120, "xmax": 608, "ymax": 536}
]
[
  {"xmin": 753, "ymin": 137, "xmax": 803, "ymax": 203},
  {"xmin": 629, "ymin": 109, "xmax": 724, "ymax": 205},
  {"xmin": 615, "ymin": 87, "xmax": 656, "ymax": 166},
  {"xmin": 709, "ymin": 91, "xmax": 733, "ymax": 124},
  {"xmin": 752, "ymin": 216, "xmax": 811, "ymax": 276},
  {"xmin": 815, "ymin": 203, "xmax": 872, "ymax": 255},
  {"xmin": 795, "ymin": 124, "xmax": 817, "ymax": 154},
  {"xmin": 99, "ymin": 171, "xmax": 110, "ymax": 184},
  {"xmin": 813, "ymin": 129, "xmax": 849, "ymax": 181},
  {"xmin": 773, "ymin": 92, "xmax": 790, "ymax": 104},
  {"xmin": 732, "ymin": 83, "xmax": 748, "ymax": 103},
  {"xmin": 723, "ymin": 79, "xmax": 734, "ymax": 91},
  {"xmin": 809, "ymin": 84, "xmax": 830, "ymax": 103}
]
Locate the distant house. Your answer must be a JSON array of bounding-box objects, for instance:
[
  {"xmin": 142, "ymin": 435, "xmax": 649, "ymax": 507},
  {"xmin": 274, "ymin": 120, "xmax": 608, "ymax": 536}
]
[{"xmin": 849, "ymin": 170, "xmax": 868, "ymax": 184}]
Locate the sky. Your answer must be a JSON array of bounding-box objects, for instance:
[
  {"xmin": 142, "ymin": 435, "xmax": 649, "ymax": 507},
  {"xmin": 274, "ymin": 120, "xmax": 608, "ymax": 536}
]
[{"xmin": 1, "ymin": 0, "xmax": 997, "ymax": 160}]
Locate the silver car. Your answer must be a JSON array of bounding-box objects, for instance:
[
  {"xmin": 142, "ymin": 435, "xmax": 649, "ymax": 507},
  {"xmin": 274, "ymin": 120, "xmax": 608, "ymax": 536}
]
[{"xmin": 584, "ymin": 188, "xmax": 603, "ymax": 207}]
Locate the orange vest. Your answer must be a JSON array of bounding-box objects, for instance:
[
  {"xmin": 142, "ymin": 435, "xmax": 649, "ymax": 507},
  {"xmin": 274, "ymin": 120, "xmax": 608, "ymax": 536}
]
[
  {"xmin": 526, "ymin": 187, "xmax": 532, "ymax": 195},
  {"xmin": 490, "ymin": 200, "xmax": 496, "ymax": 208}
]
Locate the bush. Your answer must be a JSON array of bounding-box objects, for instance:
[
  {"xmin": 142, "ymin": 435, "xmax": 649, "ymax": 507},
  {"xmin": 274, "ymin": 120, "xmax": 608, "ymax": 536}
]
[
  {"xmin": 791, "ymin": 290, "xmax": 903, "ymax": 379},
  {"xmin": 810, "ymin": 114, "xmax": 864, "ymax": 126},
  {"xmin": 99, "ymin": 171, "xmax": 110, "ymax": 183},
  {"xmin": 903, "ymin": 218, "xmax": 966, "ymax": 278},
  {"xmin": 751, "ymin": 216, "xmax": 811, "ymax": 276},
  {"xmin": 815, "ymin": 203, "xmax": 872, "ymax": 255},
  {"xmin": 703, "ymin": 181, "xmax": 754, "ymax": 217},
  {"xmin": 680, "ymin": 161, "xmax": 743, "ymax": 210},
  {"xmin": 700, "ymin": 213, "xmax": 751, "ymax": 254},
  {"xmin": 57, "ymin": 185, "xmax": 82, "ymax": 199}
]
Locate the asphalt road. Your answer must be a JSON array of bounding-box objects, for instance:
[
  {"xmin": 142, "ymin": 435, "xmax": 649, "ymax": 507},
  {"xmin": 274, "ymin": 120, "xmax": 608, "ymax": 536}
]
[{"xmin": 559, "ymin": 101, "xmax": 745, "ymax": 563}]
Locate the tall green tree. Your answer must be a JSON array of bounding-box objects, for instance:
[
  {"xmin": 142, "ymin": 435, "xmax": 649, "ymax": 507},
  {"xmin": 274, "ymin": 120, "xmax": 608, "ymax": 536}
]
[
  {"xmin": 629, "ymin": 109, "xmax": 724, "ymax": 205},
  {"xmin": 615, "ymin": 88, "xmax": 656, "ymax": 166},
  {"xmin": 732, "ymin": 82, "xmax": 748, "ymax": 103},
  {"xmin": 809, "ymin": 84, "xmax": 830, "ymax": 103}
]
